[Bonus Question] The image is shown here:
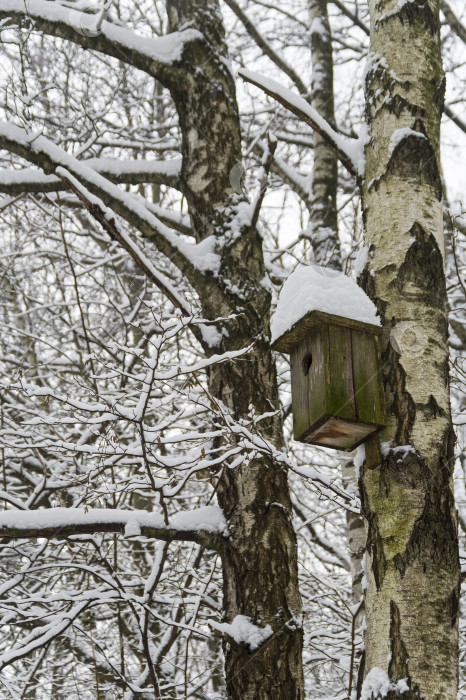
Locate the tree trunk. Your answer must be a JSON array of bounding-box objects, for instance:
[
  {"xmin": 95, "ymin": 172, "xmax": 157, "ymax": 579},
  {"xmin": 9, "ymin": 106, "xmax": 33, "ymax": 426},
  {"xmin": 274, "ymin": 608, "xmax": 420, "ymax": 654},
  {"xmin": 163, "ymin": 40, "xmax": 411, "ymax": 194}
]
[
  {"xmin": 306, "ymin": 3, "xmax": 367, "ymax": 686},
  {"xmin": 165, "ymin": 2, "xmax": 304, "ymax": 697},
  {"xmin": 360, "ymin": 0, "xmax": 460, "ymax": 697},
  {"xmin": 308, "ymin": 0, "xmax": 340, "ymax": 269}
]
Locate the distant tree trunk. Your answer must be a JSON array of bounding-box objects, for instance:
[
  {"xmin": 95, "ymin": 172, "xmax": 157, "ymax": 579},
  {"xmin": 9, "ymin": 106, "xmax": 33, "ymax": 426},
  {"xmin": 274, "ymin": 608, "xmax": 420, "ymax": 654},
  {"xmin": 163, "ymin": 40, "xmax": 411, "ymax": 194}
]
[
  {"xmin": 308, "ymin": 0, "xmax": 340, "ymax": 269},
  {"xmin": 306, "ymin": 3, "xmax": 366, "ymax": 687},
  {"xmin": 165, "ymin": 2, "xmax": 304, "ymax": 697},
  {"xmin": 360, "ymin": 0, "xmax": 460, "ymax": 697}
]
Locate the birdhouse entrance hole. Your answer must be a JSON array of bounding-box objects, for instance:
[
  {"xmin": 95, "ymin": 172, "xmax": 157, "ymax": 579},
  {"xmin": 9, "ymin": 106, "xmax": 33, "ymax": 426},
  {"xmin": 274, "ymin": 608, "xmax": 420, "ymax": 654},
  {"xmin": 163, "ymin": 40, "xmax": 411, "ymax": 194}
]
[{"xmin": 302, "ymin": 353, "xmax": 312, "ymax": 376}]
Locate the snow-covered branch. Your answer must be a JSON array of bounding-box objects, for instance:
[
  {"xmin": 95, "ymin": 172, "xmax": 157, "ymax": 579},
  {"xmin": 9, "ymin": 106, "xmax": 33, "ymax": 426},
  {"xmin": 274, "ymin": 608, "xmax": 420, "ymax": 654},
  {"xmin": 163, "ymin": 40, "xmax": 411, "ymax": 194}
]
[
  {"xmin": 0, "ymin": 157, "xmax": 183, "ymax": 195},
  {"xmin": 0, "ymin": 0, "xmax": 201, "ymax": 84},
  {"xmin": 0, "ymin": 506, "xmax": 227, "ymax": 548},
  {"xmin": 239, "ymin": 69, "xmax": 367, "ymax": 177},
  {"xmin": 0, "ymin": 122, "xmax": 221, "ymax": 307}
]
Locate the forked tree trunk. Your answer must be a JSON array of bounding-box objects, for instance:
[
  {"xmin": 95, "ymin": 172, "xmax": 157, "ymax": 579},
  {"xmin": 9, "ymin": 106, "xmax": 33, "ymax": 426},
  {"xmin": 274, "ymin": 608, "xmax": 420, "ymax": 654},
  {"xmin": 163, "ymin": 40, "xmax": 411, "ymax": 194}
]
[
  {"xmin": 359, "ymin": 0, "xmax": 460, "ymax": 697},
  {"xmin": 165, "ymin": 2, "xmax": 304, "ymax": 697}
]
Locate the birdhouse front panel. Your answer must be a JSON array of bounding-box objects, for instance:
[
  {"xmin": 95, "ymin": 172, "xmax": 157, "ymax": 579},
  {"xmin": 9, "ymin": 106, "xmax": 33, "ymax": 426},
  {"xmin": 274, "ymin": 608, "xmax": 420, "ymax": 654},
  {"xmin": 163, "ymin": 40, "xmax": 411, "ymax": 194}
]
[{"xmin": 283, "ymin": 313, "xmax": 385, "ymax": 451}]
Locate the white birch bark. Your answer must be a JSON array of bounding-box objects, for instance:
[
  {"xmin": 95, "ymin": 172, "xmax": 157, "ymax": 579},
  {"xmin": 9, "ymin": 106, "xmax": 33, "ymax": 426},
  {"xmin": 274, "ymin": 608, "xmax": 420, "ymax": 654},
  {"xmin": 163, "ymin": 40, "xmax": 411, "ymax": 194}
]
[{"xmin": 359, "ymin": 1, "xmax": 460, "ymax": 697}]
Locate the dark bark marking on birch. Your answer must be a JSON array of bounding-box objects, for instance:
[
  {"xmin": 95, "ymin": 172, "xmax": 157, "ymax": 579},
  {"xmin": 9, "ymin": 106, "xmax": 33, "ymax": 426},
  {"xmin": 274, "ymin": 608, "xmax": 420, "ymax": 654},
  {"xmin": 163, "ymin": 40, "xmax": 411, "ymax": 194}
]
[
  {"xmin": 389, "ymin": 600, "xmax": 411, "ymax": 682},
  {"xmin": 385, "ymin": 349, "xmax": 416, "ymax": 446},
  {"xmin": 386, "ymin": 136, "xmax": 443, "ymax": 200},
  {"xmin": 375, "ymin": 0, "xmax": 439, "ymax": 35},
  {"xmin": 389, "ymin": 427, "xmax": 457, "ymax": 583},
  {"xmin": 395, "ymin": 226, "xmax": 446, "ymax": 304},
  {"xmin": 361, "ymin": 498, "xmax": 387, "ymax": 590}
]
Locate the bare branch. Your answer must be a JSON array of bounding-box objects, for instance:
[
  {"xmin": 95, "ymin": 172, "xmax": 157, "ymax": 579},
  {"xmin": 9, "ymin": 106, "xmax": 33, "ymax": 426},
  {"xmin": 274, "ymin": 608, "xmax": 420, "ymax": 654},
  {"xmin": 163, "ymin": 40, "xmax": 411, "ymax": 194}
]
[
  {"xmin": 444, "ymin": 104, "xmax": 466, "ymax": 137},
  {"xmin": 223, "ymin": 0, "xmax": 308, "ymax": 95},
  {"xmin": 440, "ymin": 0, "xmax": 466, "ymax": 44}
]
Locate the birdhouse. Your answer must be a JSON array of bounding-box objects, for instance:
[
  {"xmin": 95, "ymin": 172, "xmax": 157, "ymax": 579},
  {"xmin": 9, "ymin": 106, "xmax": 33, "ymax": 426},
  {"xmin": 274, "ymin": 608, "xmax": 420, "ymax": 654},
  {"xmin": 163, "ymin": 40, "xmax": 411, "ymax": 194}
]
[{"xmin": 271, "ymin": 266, "xmax": 386, "ymax": 451}]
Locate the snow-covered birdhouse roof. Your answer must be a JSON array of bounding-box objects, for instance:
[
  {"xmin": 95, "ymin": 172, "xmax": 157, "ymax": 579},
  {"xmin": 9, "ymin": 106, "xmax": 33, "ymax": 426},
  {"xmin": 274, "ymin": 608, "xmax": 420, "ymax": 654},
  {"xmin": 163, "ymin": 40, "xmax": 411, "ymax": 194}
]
[{"xmin": 271, "ymin": 264, "xmax": 381, "ymax": 354}]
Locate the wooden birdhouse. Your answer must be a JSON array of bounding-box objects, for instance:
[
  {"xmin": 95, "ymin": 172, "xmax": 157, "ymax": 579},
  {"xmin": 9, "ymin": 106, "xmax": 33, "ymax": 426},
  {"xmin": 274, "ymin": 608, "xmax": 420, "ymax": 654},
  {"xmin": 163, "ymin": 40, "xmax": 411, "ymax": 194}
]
[{"xmin": 271, "ymin": 267, "xmax": 386, "ymax": 451}]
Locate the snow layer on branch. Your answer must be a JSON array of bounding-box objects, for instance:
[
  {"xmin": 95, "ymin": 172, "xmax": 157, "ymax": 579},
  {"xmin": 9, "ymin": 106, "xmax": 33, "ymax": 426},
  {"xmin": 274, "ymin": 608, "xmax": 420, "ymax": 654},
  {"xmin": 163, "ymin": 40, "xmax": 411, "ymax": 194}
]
[
  {"xmin": 271, "ymin": 264, "xmax": 380, "ymax": 343},
  {"xmin": 239, "ymin": 69, "xmax": 368, "ymax": 176},
  {"xmin": 0, "ymin": 505, "xmax": 228, "ymax": 535},
  {"xmin": 361, "ymin": 667, "xmax": 409, "ymax": 699},
  {"xmin": 210, "ymin": 615, "xmax": 273, "ymax": 650},
  {"xmin": 1, "ymin": 0, "xmax": 201, "ymax": 64}
]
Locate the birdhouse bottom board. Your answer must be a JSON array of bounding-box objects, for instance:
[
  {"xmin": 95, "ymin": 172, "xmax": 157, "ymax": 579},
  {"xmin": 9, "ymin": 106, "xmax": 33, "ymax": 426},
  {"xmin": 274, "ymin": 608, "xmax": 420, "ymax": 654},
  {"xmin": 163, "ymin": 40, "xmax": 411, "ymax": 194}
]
[{"xmin": 289, "ymin": 323, "xmax": 385, "ymax": 451}]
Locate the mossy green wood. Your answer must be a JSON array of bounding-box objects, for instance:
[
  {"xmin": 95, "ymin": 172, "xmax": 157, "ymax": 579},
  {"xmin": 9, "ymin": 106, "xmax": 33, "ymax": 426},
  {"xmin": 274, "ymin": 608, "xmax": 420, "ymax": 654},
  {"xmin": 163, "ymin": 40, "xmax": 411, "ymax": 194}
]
[
  {"xmin": 327, "ymin": 324, "xmax": 355, "ymax": 421},
  {"xmin": 351, "ymin": 330, "xmax": 385, "ymax": 426}
]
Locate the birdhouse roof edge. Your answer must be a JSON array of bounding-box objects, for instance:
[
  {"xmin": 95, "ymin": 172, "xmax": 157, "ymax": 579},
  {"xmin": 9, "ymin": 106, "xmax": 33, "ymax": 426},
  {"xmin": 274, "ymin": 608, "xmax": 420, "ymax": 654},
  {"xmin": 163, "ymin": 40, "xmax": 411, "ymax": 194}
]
[{"xmin": 271, "ymin": 310, "xmax": 382, "ymax": 354}]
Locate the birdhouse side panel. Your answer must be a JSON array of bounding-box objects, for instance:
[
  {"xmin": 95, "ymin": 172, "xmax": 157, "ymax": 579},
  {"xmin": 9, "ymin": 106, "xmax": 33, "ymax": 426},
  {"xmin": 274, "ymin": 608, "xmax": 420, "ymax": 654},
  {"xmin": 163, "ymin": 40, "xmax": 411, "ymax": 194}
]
[
  {"xmin": 327, "ymin": 325, "xmax": 356, "ymax": 421},
  {"xmin": 351, "ymin": 330, "xmax": 386, "ymax": 426}
]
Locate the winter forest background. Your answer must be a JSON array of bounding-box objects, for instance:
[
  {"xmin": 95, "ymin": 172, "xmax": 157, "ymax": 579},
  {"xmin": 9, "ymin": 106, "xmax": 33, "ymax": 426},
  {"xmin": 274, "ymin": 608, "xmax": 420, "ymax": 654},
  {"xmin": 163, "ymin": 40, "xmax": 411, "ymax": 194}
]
[{"xmin": 0, "ymin": 0, "xmax": 465, "ymax": 698}]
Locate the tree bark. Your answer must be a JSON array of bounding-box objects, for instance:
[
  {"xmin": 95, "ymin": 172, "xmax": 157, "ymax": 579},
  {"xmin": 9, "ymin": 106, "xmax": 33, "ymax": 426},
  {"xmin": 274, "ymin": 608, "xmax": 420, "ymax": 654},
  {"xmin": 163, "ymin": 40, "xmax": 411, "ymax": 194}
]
[
  {"xmin": 308, "ymin": 0, "xmax": 340, "ymax": 269},
  {"xmin": 360, "ymin": 0, "xmax": 460, "ymax": 697},
  {"xmin": 165, "ymin": 2, "xmax": 304, "ymax": 697}
]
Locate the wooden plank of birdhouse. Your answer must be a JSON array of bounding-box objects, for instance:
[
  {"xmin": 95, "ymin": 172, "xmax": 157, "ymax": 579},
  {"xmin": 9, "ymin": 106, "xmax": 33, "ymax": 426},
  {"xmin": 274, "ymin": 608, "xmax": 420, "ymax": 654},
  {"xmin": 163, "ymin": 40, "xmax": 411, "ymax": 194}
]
[
  {"xmin": 302, "ymin": 415, "xmax": 377, "ymax": 450},
  {"xmin": 307, "ymin": 327, "xmax": 329, "ymax": 428},
  {"xmin": 327, "ymin": 324, "xmax": 355, "ymax": 421},
  {"xmin": 351, "ymin": 330, "xmax": 385, "ymax": 427}
]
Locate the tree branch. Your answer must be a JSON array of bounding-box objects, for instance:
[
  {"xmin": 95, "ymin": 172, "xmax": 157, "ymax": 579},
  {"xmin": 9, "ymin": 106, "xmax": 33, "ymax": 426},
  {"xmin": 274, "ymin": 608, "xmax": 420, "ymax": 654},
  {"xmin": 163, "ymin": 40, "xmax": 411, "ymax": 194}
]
[
  {"xmin": 0, "ymin": 507, "xmax": 226, "ymax": 549},
  {"xmin": 0, "ymin": 0, "xmax": 200, "ymax": 84},
  {"xmin": 0, "ymin": 158, "xmax": 183, "ymax": 195},
  {"xmin": 223, "ymin": 0, "xmax": 308, "ymax": 95},
  {"xmin": 239, "ymin": 69, "xmax": 361, "ymax": 177},
  {"xmin": 331, "ymin": 0, "xmax": 370, "ymax": 35},
  {"xmin": 0, "ymin": 122, "xmax": 219, "ymax": 301},
  {"xmin": 440, "ymin": 0, "xmax": 466, "ymax": 44},
  {"xmin": 444, "ymin": 104, "xmax": 466, "ymax": 137}
]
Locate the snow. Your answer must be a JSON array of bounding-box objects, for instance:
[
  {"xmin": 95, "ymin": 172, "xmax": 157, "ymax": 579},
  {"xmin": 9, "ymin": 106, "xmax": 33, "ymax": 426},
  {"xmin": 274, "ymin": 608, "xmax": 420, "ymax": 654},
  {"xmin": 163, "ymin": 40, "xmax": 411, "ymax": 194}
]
[
  {"xmin": 389, "ymin": 127, "xmax": 426, "ymax": 155},
  {"xmin": 0, "ymin": 505, "xmax": 229, "ymax": 536},
  {"xmin": 361, "ymin": 667, "xmax": 409, "ymax": 699},
  {"xmin": 170, "ymin": 507, "xmax": 228, "ymax": 534},
  {"xmin": 310, "ymin": 17, "xmax": 328, "ymax": 37},
  {"xmin": 124, "ymin": 519, "xmax": 142, "ymax": 537},
  {"xmin": 271, "ymin": 263, "xmax": 380, "ymax": 343},
  {"xmin": 354, "ymin": 245, "xmax": 369, "ymax": 278},
  {"xmin": 183, "ymin": 235, "xmax": 220, "ymax": 274},
  {"xmin": 354, "ymin": 444, "xmax": 366, "ymax": 479},
  {"xmin": 210, "ymin": 615, "xmax": 272, "ymax": 650},
  {"xmin": 380, "ymin": 442, "xmax": 417, "ymax": 460},
  {"xmin": 84, "ymin": 156, "xmax": 182, "ymax": 177}
]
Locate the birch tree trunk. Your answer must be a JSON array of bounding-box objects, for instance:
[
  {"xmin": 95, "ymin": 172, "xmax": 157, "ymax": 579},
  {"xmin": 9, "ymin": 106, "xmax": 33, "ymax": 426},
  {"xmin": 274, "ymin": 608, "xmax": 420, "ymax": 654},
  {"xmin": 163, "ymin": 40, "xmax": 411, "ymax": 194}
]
[
  {"xmin": 165, "ymin": 2, "xmax": 304, "ymax": 697},
  {"xmin": 360, "ymin": 0, "xmax": 460, "ymax": 696}
]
